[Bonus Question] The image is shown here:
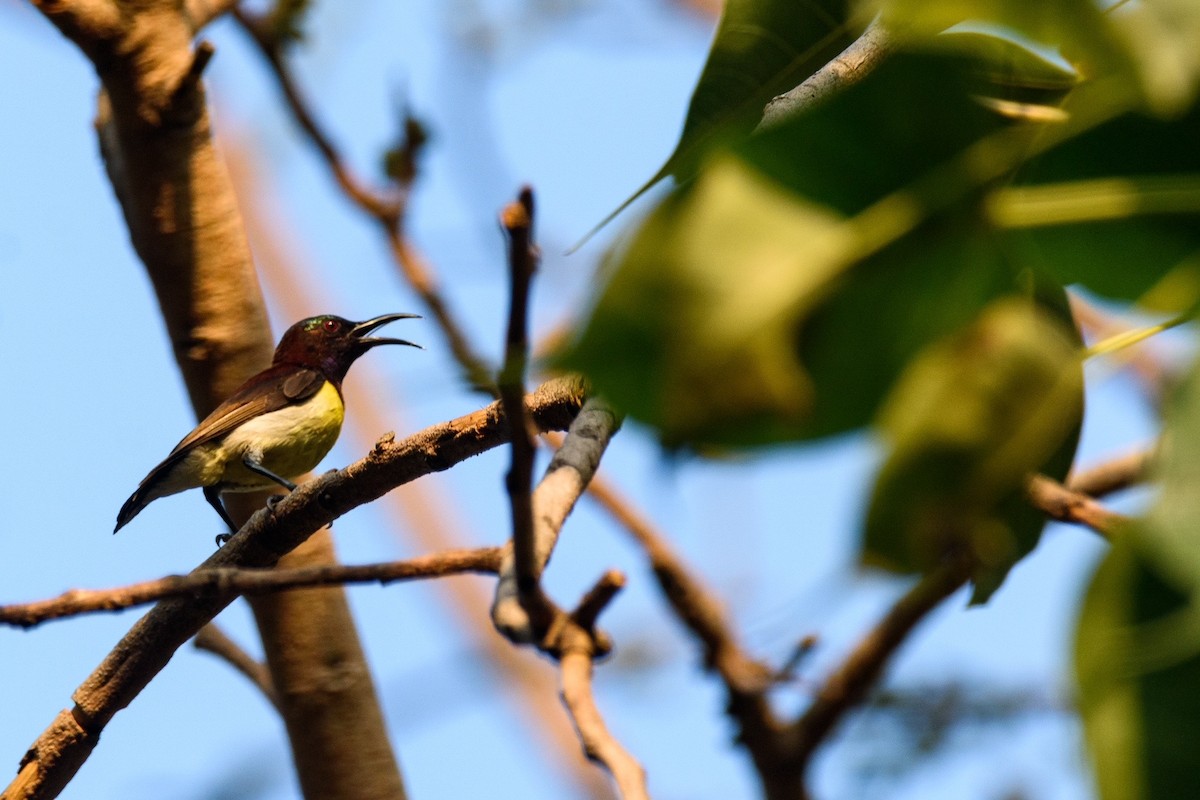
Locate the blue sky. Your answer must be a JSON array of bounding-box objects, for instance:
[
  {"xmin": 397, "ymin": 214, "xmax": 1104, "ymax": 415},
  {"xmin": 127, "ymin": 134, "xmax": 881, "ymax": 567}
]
[{"xmin": 0, "ymin": 2, "xmax": 1161, "ymax": 798}]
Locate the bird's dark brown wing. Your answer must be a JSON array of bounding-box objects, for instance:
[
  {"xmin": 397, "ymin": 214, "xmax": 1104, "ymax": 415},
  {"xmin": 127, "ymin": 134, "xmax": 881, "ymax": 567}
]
[
  {"xmin": 166, "ymin": 365, "xmax": 327, "ymax": 456},
  {"xmin": 115, "ymin": 366, "xmax": 328, "ymax": 532}
]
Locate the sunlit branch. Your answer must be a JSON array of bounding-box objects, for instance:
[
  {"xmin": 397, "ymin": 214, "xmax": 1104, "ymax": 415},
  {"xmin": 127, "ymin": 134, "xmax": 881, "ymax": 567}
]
[
  {"xmin": 0, "ymin": 549, "xmax": 502, "ymax": 628},
  {"xmin": 1027, "ymin": 475, "xmax": 1132, "ymax": 539},
  {"xmin": 4, "ymin": 377, "xmax": 585, "ymax": 800}
]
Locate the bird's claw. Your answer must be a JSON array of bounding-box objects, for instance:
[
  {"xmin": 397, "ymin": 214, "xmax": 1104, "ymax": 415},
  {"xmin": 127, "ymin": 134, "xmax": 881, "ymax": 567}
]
[
  {"xmin": 266, "ymin": 494, "xmax": 285, "ymax": 512},
  {"xmin": 215, "ymin": 531, "xmax": 233, "ymax": 548}
]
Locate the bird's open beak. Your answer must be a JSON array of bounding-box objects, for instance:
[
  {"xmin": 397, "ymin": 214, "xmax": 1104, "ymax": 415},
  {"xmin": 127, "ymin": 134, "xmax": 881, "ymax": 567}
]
[{"xmin": 351, "ymin": 313, "xmax": 422, "ymax": 350}]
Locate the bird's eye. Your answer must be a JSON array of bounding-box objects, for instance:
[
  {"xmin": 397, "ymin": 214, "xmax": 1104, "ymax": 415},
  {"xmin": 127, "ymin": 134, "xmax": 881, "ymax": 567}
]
[{"xmin": 322, "ymin": 319, "xmax": 340, "ymax": 333}]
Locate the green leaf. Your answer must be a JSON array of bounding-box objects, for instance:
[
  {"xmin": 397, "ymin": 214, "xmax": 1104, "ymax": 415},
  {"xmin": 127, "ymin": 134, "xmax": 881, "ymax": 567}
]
[
  {"xmin": 932, "ymin": 29, "xmax": 1078, "ymax": 110},
  {"xmin": 596, "ymin": 0, "xmax": 857, "ymax": 229},
  {"xmin": 1075, "ymin": 355, "xmax": 1200, "ymax": 800},
  {"xmin": 862, "ymin": 297, "xmax": 1083, "ymax": 601},
  {"xmin": 1076, "ymin": 535, "xmax": 1200, "ymax": 800},
  {"xmin": 1140, "ymin": 354, "xmax": 1200, "ymax": 594},
  {"xmin": 867, "ymin": 0, "xmax": 1200, "ymax": 114},
  {"xmin": 562, "ymin": 52, "xmax": 1037, "ymax": 448},
  {"xmin": 564, "ymin": 158, "xmax": 843, "ymax": 447},
  {"xmin": 1002, "ymin": 97, "xmax": 1200, "ymax": 303},
  {"xmin": 865, "ymin": 0, "xmax": 1132, "ymax": 91},
  {"xmin": 1107, "ymin": 0, "xmax": 1200, "ymax": 114}
]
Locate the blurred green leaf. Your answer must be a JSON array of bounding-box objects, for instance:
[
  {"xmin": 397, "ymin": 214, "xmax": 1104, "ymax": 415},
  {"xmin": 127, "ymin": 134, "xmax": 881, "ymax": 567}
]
[
  {"xmin": 867, "ymin": 0, "xmax": 1200, "ymax": 114},
  {"xmin": 1138, "ymin": 353, "xmax": 1200, "ymax": 595},
  {"xmin": 1107, "ymin": 0, "xmax": 1200, "ymax": 114},
  {"xmin": 596, "ymin": 0, "xmax": 857, "ymax": 229},
  {"xmin": 1076, "ymin": 535, "xmax": 1200, "ymax": 800},
  {"xmin": 1002, "ymin": 97, "xmax": 1200, "ymax": 303},
  {"xmin": 1076, "ymin": 355, "xmax": 1200, "ymax": 800},
  {"xmin": 564, "ymin": 52, "xmax": 1038, "ymax": 448},
  {"xmin": 564, "ymin": 158, "xmax": 842, "ymax": 447},
  {"xmin": 864, "ymin": 0, "xmax": 1132, "ymax": 91},
  {"xmin": 933, "ymin": 29, "xmax": 1078, "ymax": 109},
  {"xmin": 863, "ymin": 298, "xmax": 1083, "ymax": 601}
]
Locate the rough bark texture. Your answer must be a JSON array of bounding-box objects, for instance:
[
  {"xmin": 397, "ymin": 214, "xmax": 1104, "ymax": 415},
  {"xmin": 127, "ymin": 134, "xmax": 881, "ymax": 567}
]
[
  {"xmin": 249, "ymin": 533, "xmax": 406, "ymax": 800},
  {"xmin": 24, "ymin": 2, "xmax": 405, "ymax": 798}
]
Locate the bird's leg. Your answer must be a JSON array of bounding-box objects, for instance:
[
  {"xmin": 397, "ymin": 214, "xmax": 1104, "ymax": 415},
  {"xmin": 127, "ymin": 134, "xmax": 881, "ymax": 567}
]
[
  {"xmin": 204, "ymin": 486, "xmax": 238, "ymax": 547},
  {"xmin": 241, "ymin": 456, "xmax": 298, "ymax": 491}
]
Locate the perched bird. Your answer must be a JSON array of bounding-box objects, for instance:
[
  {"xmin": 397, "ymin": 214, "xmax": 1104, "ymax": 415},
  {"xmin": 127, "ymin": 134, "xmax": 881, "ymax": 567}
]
[{"xmin": 114, "ymin": 313, "xmax": 420, "ymax": 539}]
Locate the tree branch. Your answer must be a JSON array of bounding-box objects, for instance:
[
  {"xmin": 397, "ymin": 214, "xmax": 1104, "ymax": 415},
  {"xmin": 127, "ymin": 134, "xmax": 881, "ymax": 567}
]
[
  {"xmin": 784, "ymin": 558, "xmax": 971, "ymax": 784},
  {"xmin": 497, "ymin": 187, "xmax": 548, "ymax": 632},
  {"xmin": 582, "ymin": 474, "xmax": 787, "ymax": 794},
  {"xmin": 1067, "ymin": 447, "xmax": 1155, "ymax": 498},
  {"xmin": 757, "ymin": 17, "xmax": 895, "ymax": 131},
  {"xmin": 492, "ymin": 398, "xmax": 622, "ymax": 643},
  {"xmin": 4, "ymin": 377, "xmax": 586, "ymax": 800},
  {"xmin": 1, "ymin": 548, "xmax": 503, "ymax": 629},
  {"xmin": 231, "ymin": 7, "xmax": 496, "ymax": 392},
  {"xmin": 193, "ymin": 624, "xmax": 281, "ymax": 711},
  {"xmin": 558, "ymin": 572, "xmax": 650, "ymax": 800},
  {"xmin": 1027, "ymin": 474, "xmax": 1131, "ymax": 539}
]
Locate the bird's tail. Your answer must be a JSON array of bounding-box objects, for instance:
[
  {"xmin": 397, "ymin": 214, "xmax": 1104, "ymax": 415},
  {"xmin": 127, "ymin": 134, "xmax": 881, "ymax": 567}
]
[
  {"xmin": 114, "ymin": 487, "xmax": 151, "ymax": 534},
  {"xmin": 113, "ymin": 453, "xmax": 187, "ymax": 533}
]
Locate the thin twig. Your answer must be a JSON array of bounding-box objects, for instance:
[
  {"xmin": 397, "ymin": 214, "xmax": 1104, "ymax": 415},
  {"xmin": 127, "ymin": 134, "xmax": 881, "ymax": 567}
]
[
  {"xmin": 1027, "ymin": 475, "xmax": 1131, "ymax": 539},
  {"xmin": 579, "ymin": 470, "xmax": 786, "ymax": 798},
  {"xmin": 194, "ymin": 624, "xmax": 281, "ymax": 710},
  {"xmin": 571, "ymin": 570, "xmax": 626, "ymax": 634},
  {"xmin": 549, "ymin": 570, "xmax": 648, "ymax": 799},
  {"xmin": 787, "ymin": 558, "xmax": 971, "ymax": 772},
  {"xmin": 231, "ymin": 9, "xmax": 399, "ymax": 219},
  {"xmin": 1068, "ymin": 447, "xmax": 1155, "ymax": 498},
  {"xmin": 560, "ymin": 641, "xmax": 649, "ymax": 800},
  {"xmin": 232, "ymin": 8, "xmax": 496, "ymax": 392},
  {"xmin": 0, "ymin": 548, "xmax": 502, "ymax": 629},
  {"xmin": 584, "ymin": 473, "xmax": 773, "ymax": 692},
  {"xmin": 1071, "ymin": 295, "xmax": 1171, "ymax": 403},
  {"xmin": 498, "ymin": 188, "xmax": 542, "ymax": 609}
]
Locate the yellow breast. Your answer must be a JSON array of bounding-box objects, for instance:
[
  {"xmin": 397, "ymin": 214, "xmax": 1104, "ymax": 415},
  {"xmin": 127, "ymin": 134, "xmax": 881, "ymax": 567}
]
[{"xmin": 217, "ymin": 380, "xmax": 346, "ymax": 490}]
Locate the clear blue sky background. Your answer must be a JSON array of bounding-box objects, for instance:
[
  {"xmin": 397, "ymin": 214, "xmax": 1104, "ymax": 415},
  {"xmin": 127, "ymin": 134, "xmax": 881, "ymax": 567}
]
[{"xmin": 0, "ymin": 1, "xmax": 1160, "ymax": 798}]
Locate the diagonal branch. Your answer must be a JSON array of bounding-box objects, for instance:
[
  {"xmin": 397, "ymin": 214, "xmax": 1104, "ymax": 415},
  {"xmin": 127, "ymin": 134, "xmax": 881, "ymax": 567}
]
[
  {"xmin": 1067, "ymin": 447, "xmax": 1154, "ymax": 497},
  {"xmin": 583, "ymin": 474, "xmax": 783, "ymax": 794},
  {"xmin": 193, "ymin": 624, "xmax": 281, "ymax": 710},
  {"xmin": 785, "ymin": 558, "xmax": 971, "ymax": 779},
  {"xmin": 4, "ymin": 377, "xmax": 586, "ymax": 800},
  {"xmin": 757, "ymin": 16, "xmax": 895, "ymax": 131},
  {"xmin": 1027, "ymin": 474, "xmax": 1132, "ymax": 539}
]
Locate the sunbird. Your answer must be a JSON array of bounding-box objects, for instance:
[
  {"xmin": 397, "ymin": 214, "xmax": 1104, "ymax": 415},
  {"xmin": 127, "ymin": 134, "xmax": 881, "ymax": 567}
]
[{"xmin": 114, "ymin": 313, "xmax": 420, "ymax": 539}]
